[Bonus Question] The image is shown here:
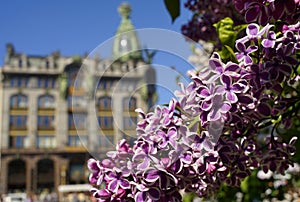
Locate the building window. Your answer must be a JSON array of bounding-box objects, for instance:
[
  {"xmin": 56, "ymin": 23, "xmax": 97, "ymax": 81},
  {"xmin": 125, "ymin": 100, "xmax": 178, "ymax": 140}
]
[
  {"xmin": 10, "ymin": 76, "xmax": 29, "ymax": 87},
  {"xmin": 45, "ymin": 60, "xmax": 49, "ymax": 69},
  {"xmin": 97, "ymin": 79, "xmax": 114, "ymax": 90},
  {"xmin": 97, "ymin": 96, "xmax": 111, "ymax": 110},
  {"xmin": 18, "ymin": 59, "xmax": 23, "ymax": 68},
  {"xmin": 37, "ymin": 135, "xmax": 56, "ymax": 148},
  {"xmin": 123, "ymin": 97, "xmax": 137, "ymax": 111},
  {"xmin": 69, "ymin": 113, "xmax": 87, "ymax": 130},
  {"xmin": 10, "ymin": 115, "xmax": 27, "ymax": 129},
  {"xmin": 10, "ymin": 94, "xmax": 28, "ymax": 108},
  {"xmin": 123, "ymin": 116, "xmax": 137, "ymax": 130},
  {"xmin": 98, "ymin": 116, "xmax": 113, "ymax": 130},
  {"xmin": 68, "ymin": 135, "xmax": 88, "ymax": 147},
  {"xmin": 38, "ymin": 95, "xmax": 55, "ymax": 108},
  {"xmin": 37, "ymin": 77, "xmax": 56, "ymax": 88},
  {"xmin": 9, "ymin": 135, "xmax": 27, "ymax": 148},
  {"xmin": 37, "ymin": 116, "xmax": 55, "ymax": 130}
]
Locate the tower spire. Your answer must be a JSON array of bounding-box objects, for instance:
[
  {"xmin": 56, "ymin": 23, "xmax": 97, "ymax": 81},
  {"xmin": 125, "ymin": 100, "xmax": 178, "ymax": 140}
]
[
  {"xmin": 118, "ymin": 2, "xmax": 131, "ymax": 19},
  {"xmin": 113, "ymin": 2, "xmax": 142, "ymax": 61}
]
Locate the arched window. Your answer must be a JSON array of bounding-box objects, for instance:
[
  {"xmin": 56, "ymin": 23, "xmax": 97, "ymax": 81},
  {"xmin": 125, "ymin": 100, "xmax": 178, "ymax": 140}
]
[
  {"xmin": 37, "ymin": 159, "xmax": 54, "ymax": 191},
  {"xmin": 97, "ymin": 96, "xmax": 112, "ymax": 111},
  {"xmin": 10, "ymin": 94, "xmax": 28, "ymax": 108},
  {"xmin": 123, "ymin": 97, "xmax": 136, "ymax": 111},
  {"xmin": 8, "ymin": 159, "xmax": 26, "ymax": 191},
  {"xmin": 38, "ymin": 95, "xmax": 55, "ymax": 108}
]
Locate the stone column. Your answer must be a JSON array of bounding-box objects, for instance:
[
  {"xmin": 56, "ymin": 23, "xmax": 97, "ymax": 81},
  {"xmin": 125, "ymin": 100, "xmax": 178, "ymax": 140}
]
[
  {"xmin": 1, "ymin": 90, "xmax": 14, "ymax": 148},
  {"xmin": 25, "ymin": 157, "xmax": 35, "ymax": 194},
  {"xmin": 0, "ymin": 156, "xmax": 8, "ymax": 195},
  {"xmin": 56, "ymin": 92, "xmax": 68, "ymax": 148},
  {"xmin": 59, "ymin": 158, "xmax": 69, "ymax": 186},
  {"xmin": 88, "ymin": 97, "xmax": 98, "ymax": 152},
  {"xmin": 54, "ymin": 156, "xmax": 60, "ymax": 192},
  {"xmin": 27, "ymin": 91, "xmax": 38, "ymax": 148},
  {"xmin": 112, "ymin": 91, "xmax": 124, "ymax": 143},
  {"xmin": 53, "ymin": 156, "xmax": 69, "ymax": 193},
  {"xmin": 31, "ymin": 156, "xmax": 40, "ymax": 194}
]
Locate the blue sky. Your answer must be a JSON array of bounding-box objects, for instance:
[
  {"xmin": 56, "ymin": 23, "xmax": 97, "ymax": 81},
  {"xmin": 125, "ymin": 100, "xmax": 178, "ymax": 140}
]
[{"xmin": 0, "ymin": 1, "xmax": 195, "ymax": 104}]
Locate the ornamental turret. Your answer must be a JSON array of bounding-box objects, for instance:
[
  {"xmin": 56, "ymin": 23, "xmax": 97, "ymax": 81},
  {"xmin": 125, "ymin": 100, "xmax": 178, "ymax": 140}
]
[{"xmin": 112, "ymin": 2, "xmax": 142, "ymax": 61}]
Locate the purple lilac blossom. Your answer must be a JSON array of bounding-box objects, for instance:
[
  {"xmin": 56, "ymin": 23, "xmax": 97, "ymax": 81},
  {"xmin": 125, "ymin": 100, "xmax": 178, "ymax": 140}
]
[
  {"xmin": 233, "ymin": 0, "xmax": 300, "ymax": 25},
  {"xmin": 88, "ymin": 21, "xmax": 299, "ymax": 201}
]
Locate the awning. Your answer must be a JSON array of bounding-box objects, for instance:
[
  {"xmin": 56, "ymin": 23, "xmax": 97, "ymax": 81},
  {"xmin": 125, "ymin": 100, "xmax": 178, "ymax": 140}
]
[{"xmin": 58, "ymin": 184, "xmax": 92, "ymax": 193}]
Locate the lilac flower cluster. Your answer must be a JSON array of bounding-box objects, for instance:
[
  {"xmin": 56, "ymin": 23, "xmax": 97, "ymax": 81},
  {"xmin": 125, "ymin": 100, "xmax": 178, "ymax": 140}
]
[
  {"xmin": 88, "ymin": 9, "xmax": 300, "ymax": 202},
  {"xmin": 233, "ymin": 0, "xmax": 300, "ymax": 25},
  {"xmin": 87, "ymin": 22, "xmax": 299, "ymax": 201},
  {"xmin": 88, "ymin": 99, "xmax": 226, "ymax": 201}
]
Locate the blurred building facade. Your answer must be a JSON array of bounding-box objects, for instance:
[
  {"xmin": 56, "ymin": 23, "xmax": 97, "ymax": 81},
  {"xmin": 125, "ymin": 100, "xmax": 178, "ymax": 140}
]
[{"xmin": 0, "ymin": 3, "xmax": 156, "ymax": 196}]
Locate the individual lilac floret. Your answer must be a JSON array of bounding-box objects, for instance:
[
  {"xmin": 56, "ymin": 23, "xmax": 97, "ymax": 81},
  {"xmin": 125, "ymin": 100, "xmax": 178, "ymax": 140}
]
[
  {"xmin": 157, "ymin": 127, "xmax": 178, "ymax": 149},
  {"xmin": 87, "ymin": 159, "xmax": 104, "ymax": 185},
  {"xmin": 106, "ymin": 168, "xmax": 131, "ymax": 192},
  {"xmin": 133, "ymin": 140, "xmax": 157, "ymax": 170},
  {"xmin": 237, "ymin": 23, "xmax": 273, "ymax": 44},
  {"xmin": 208, "ymin": 55, "xmax": 241, "ymax": 79},
  {"xmin": 235, "ymin": 42, "xmax": 258, "ymax": 65},
  {"xmin": 203, "ymin": 94, "xmax": 231, "ymax": 122},
  {"xmin": 221, "ymin": 75, "xmax": 248, "ymax": 103},
  {"xmin": 262, "ymin": 30, "xmax": 276, "ymax": 48}
]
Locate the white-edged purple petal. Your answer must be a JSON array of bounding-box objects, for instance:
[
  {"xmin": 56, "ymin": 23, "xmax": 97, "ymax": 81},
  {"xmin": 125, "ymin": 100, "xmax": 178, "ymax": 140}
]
[
  {"xmin": 219, "ymin": 102, "xmax": 231, "ymax": 113},
  {"xmin": 246, "ymin": 23, "xmax": 260, "ymax": 36},
  {"xmin": 143, "ymin": 169, "xmax": 160, "ymax": 183},
  {"xmin": 226, "ymin": 91, "xmax": 238, "ymax": 103},
  {"xmin": 119, "ymin": 179, "xmax": 130, "ymax": 189},
  {"xmin": 147, "ymin": 188, "xmax": 161, "ymax": 200},
  {"xmin": 201, "ymin": 100, "xmax": 212, "ymax": 111},
  {"xmin": 236, "ymin": 42, "xmax": 246, "ymax": 52},
  {"xmin": 209, "ymin": 58, "xmax": 224, "ymax": 73},
  {"xmin": 108, "ymin": 180, "xmax": 118, "ymax": 192},
  {"xmin": 135, "ymin": 191, "xmax": 147, "ymax": 202}
]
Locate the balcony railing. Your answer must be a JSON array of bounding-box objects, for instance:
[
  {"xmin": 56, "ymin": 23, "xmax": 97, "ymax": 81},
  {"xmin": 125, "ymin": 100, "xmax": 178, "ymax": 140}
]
[
  {"xmin": 37, "ymin": 125, "xmax": 55, "ymax": 130},
  {"xmin": 10, "ymin": 125, "xmax": 27, "ymax": 130}
]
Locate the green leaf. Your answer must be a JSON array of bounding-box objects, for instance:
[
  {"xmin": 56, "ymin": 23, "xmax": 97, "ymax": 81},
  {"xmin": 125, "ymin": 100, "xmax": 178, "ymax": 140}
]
[
  {"xmin": 182, "ymin": 192, "xmax": 196, "ymax": 202},
  {"xmin": 224, "ymin": 45, "xmax": 238, "ymax": 63},
  {"xmin": 164, "ymin": 0, "xmax": 180, "ymax": 23},
  {"xmin": 297, "ymin": 63, "xmax": 300, "ymax": 74},
  {"xmin": 240, "ymin": 176, "xmax": 249, "ymax": 193}
]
